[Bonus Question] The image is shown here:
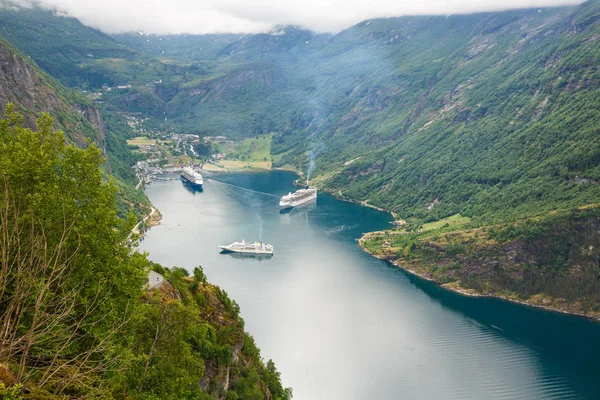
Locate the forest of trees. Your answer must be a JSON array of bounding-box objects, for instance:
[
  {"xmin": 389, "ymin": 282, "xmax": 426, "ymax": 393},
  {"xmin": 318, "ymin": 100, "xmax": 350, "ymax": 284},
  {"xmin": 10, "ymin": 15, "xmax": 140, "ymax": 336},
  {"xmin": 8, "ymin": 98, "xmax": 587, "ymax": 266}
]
[
  {"xmin": 363, "ymin": 206, "xmax": 600, "ymax": 318},
  {"xmin": 0, "ymin": 106, "xmax": 291, "ymax": 399}
]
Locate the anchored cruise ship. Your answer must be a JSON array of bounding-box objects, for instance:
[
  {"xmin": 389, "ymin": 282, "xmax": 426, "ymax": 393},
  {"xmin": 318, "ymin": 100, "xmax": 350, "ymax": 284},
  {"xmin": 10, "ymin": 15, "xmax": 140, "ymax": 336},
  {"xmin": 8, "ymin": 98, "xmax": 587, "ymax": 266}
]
[
  {"xmin": 219, "ymin": 240, "xmax": 274, "ymax": 255},
  {"xmin": 180, "ymin": 166, "xmax": 203, "ymax": 189},
  {"xmin": 279, "ymin": 183, "xmax": 317, "ymax": 209}
]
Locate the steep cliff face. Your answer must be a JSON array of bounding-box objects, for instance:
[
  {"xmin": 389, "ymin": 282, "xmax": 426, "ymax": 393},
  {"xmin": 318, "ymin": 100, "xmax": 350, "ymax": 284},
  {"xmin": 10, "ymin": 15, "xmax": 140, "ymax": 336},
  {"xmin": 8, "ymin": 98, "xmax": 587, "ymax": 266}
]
[
  {"xmin": 0, "ymin": 40, "xmax": 59, "ymax": 122},
  {"xmin": 0, "ymin": 35, "xmax": 150, "ymax": 219},
  {"xmin": 132, "ymin": 267, "xmax": 292, "ymax": 400},
  {"xmin": 80, "ymin": 105, "xmax": 110, "ymax": 170},
  {"xmin": 0, "ymin": 37, "xmax": 105, "ymax": 148}
]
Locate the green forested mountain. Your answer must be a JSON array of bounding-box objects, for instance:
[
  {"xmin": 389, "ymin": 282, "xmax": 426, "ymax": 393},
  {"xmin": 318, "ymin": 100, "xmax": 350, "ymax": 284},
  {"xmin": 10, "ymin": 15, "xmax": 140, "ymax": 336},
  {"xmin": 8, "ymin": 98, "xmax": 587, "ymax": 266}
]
[
  {"xmin": 294, "ymin": 3, "xmax": 600, "ymax": 224},
  {"xmin": 0, "ymin": 7, "xmax": 137, "ymax": 87},
  {"xmin": 0, "ymin": 0, "xmax": 599, "ymax": 322},
  {"xmin": 0, "ymin": 34, "xmax": 149, "ymax": 218},
  {"xmin": 0, "ymin": 35, "xmax": 104, "ymax": 145},
  {"xmin": 362, "ymin": 206, "xmax": 600, "ymax": 319},
  {"xmin": 112, "ymin": 2, "xmax": 600, "ymax": 225},
  {"xmin": 0, "ymin": 5, "xmax": 218, "ymax": 129},
  {"xmin": 113, "ymin": 26, "xmax": 332, "ymax": 62},
  {"xmin": 112, "ymin": 32, "xmax": 243, "ymax": 60},
  {"xmin": 2, "ymin": 2, "xmax": 598, "ymax": 222}
]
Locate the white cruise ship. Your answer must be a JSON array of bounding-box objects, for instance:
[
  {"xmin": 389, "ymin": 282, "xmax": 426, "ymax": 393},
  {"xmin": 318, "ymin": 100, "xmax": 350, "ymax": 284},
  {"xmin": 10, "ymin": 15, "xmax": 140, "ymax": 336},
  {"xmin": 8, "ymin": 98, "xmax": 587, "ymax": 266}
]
[
  {"xmin": 180, "ymin": 166, "xmax": 203, "ymax": 189},
  {"xmin": 219, "ymin": 240, "xmax": 274, "ymax": 255},
  {"xmin": 279, "ymin": 185, "xmax": 317, "ymax": 209}
]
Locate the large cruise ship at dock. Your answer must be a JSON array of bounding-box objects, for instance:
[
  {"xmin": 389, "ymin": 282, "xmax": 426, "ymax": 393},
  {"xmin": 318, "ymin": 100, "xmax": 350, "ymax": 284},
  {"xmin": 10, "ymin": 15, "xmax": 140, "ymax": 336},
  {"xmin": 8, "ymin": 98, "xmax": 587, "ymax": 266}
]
[
  {"xmin": 180, "ymin": 166, "xmax": 203, "ymax": 189},
  {"xmin": 279, "ymin": 183, "xmax": 317, "ymax": 209}
]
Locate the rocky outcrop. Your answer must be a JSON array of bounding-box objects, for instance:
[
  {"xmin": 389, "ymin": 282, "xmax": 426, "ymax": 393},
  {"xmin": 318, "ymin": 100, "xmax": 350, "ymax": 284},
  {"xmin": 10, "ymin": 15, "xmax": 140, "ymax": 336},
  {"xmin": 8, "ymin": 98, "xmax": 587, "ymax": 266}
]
[
  {"xmin": 81, "ymin": 104, "xmax": 111, "ymax": 170},
  {"xmin": 0, "ymin": 40, "xmax": 59, "ymax": 126},
  {"xmin": 360, "ymin": 207, "xmax": 600, "ymax": 321},
  {"xmin": 0, "ymin": 38, "xmax": 106, "ymax": 148}
]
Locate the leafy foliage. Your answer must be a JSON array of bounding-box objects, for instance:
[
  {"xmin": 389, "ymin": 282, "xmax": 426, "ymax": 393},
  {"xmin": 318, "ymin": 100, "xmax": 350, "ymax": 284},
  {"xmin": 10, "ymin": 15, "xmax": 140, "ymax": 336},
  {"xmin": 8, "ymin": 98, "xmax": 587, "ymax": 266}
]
[
  {"xmin": 0, "ymin": 32, "xmax": 150, "ymax": 219},
  {"xmin": 0, "ymin": 109, "xmax": 290, "ymax": 399},
  {"xmin": 364, "ymin": 206, "xmax": 600, "ymax": 317},
  {"xmin": 0, "ymin": 105, "xmax": 148, "ymax": 396},
  {"xmin": 127, "ymin": 266, "xmax": 292, "ymax": 400}
]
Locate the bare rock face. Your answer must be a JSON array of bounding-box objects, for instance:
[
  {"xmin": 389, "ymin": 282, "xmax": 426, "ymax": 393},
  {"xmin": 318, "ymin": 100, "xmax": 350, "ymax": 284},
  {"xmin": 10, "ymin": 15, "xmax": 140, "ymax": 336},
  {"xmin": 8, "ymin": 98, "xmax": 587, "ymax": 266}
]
[
  {"xmin": 81, "ymin": 105, "xmax": 110, "ymax": 170},
  {"xmin": 0, "ymin": 39, "xmax": 107, "ymax": 150},
  {"xmin": 0, "ymin": 44, "xmax": 55, "ymax": 128},
  {"xmin": 82, "ymin": 106, "xmax": 107, "ymax": 140}
]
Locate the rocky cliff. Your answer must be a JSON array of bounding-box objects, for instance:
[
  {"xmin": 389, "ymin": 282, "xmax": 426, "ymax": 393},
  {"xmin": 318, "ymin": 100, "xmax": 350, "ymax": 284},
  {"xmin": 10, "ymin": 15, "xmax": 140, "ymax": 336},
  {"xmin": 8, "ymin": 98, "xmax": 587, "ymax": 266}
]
[
  {"xmin": 0, "ymin": 36, "xmax": 105, "ymax": 149},
  {"xmin": 135, "ymin": 266, "xmax": 292, "ymax": 400}
]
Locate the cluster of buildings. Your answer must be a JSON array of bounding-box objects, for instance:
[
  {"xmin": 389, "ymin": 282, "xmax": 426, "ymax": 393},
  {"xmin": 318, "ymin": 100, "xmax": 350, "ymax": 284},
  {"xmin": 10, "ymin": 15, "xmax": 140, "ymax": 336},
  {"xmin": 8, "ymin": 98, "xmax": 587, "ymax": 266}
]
[{"xmin": 204, "ymin": 135, "xmax": 232, "ymax": 144}]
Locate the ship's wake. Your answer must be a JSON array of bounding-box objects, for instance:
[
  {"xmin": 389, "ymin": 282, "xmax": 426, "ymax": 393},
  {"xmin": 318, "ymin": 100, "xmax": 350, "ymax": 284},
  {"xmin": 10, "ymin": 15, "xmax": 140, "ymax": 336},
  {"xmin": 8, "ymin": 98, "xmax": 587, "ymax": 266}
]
[
  {"xmin": 209, "ymin": 179, "xmax": 279, "ymax": 198},
  {"xmin": 324, "ymin": 223, "xmax": 360, "ymax": 235}
]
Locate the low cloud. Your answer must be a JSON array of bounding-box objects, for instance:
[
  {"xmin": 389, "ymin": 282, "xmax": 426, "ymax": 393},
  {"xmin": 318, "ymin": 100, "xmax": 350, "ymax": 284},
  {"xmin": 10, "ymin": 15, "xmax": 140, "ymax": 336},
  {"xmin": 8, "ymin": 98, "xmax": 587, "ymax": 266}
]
[{"xmin": 3, "ymin": 0, "xmax": 585, "ymax": 34}]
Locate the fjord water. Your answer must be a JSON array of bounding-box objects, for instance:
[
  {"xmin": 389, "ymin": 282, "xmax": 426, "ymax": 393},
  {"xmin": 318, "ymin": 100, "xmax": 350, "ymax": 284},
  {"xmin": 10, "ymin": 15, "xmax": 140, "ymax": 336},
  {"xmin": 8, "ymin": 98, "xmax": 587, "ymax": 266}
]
[{"xmin": 140, "ymin": 171, "xmax": 600, "ymax": 400}]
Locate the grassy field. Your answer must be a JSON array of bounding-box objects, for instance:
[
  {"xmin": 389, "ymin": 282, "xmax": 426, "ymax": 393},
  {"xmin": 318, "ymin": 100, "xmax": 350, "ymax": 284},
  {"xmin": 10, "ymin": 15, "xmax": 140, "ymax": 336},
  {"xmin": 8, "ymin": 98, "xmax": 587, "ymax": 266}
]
[
  {"xmin": 215, "ymin": 133, "xmax": 274, "ymax": 171},
  {"xmin": 271, "ymin": 149, "xmax": 290, "ymax": 165},
  {"xmin": 127, "ymin": 136, "xmax": 155, "ymax": 146},
  {"xmin": 421, "ymin": 214, "xmax": 472, "ymax": 232},
  {"xmin": 201, "ymin": 162, "xmax": 227, "ymax": 172},
  {"xmin": 218, "ymin": 160, "xmax": 271, "ymax": 171}
]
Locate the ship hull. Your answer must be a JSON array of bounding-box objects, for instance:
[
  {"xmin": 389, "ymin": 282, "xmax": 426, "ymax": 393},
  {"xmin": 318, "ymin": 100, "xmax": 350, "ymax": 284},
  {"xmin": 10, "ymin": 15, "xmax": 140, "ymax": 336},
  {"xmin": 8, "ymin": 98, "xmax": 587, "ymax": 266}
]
[
  {"xmin": 279, "ymin": 192, "xmax": 317, "ymax": 209},
  {"xmin": 181, "ymin": 175, "xmax": 203, "ymax": 189},
  {"xmin": 219, "ymin": 246, "xmax": 273, "ymax": 256},
  {"xmin": 224, "ymin": 252, "xmax": 273, "ymax": 259}
]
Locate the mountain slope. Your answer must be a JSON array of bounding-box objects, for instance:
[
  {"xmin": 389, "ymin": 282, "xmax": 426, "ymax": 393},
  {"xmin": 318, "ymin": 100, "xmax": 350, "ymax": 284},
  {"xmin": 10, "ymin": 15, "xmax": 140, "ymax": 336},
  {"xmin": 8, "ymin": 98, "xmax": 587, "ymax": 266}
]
[
  {"xmin": 2, "ymin": 1, "xmax": 599, "ymax": 225},
  {"xmin": 329, "ymin": 4, "xmax": 600, "ymax": 222},
  {"xmin": 113, "ymin": 26, "xmax": 332, "ymax": 62},
  {"xmin": 112, "ymin": 32, "xmax": 243, "ymax": 60},
  {"xmin": 0, "ymin": 6, "xmax": 137, "ymax": 87},
  {"xmin": 268, "ymin": 2, "xmax": 600, "ymax": 224},
  {"xmin": 108, "ymin": 3, "xmax": 600, "ymax": 225},
  {"xmin": 0, "ymin": 5, "xmax": 217, "ymax": 130},
  {"xmin": 0, "ymin": 35, "xmax": 105, "ymax": 145},
  {"xmin": 362, "ymin": 205, "xmax": 600, "ymax": 319},
  {"xmin": 0, "ymin": 34, "xmax": 149, "ymax": 218}
]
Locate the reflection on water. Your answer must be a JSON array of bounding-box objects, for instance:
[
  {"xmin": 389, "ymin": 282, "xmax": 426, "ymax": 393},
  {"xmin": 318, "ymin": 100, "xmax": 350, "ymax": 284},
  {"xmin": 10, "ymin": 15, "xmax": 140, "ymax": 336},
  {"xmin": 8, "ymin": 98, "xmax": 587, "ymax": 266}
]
[
  {"xmin": 221, "ymin": 251, "xmax": 273, "ymax": 260},
  {"xmin": 181, "ymin": 180, "xmax": 203, "ymax": 193},
  {"xmin": 221, "ymin": 252, "xmax": 274, "ymax": 261},
  {"xmin": 141, "ymin": 171, "xmax": 600, "ymax": 400},
  {"xmin": 279, "ymin": 199, "xmax": 317, "ymax": 215}
]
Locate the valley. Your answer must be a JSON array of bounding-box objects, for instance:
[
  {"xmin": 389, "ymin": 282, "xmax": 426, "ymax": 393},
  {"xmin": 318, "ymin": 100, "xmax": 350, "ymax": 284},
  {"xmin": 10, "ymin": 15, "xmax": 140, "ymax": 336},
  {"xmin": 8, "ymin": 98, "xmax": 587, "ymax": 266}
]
[
  {"xmin": 2, "ymin": 0, "xmax": 598, "ymax": 325},
  {"xmin": 0, "ymin": 0, "xmax": 599, "ymax": 398}
]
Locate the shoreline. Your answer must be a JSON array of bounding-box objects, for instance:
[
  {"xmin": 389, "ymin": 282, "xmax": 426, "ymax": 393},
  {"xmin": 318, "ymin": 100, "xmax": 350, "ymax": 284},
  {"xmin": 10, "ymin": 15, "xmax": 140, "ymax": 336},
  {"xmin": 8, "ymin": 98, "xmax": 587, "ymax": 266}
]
[
  {"xmin": 357, "ymin": 236, "xmax": 600, "ymax": 323},
  {"xmin": 319, "ymin": 187, "xmax": 398, "ymax": 220},
  {"xmin": 200, "ymin": 165, "xmax": 399, "ymax": 221},
  {"xmin": 140, "ymin": 169, "xmax": 597, "ymax": 323},
  {"xmin": 136, "ymin": 207, "xmax": 162, "ymax": 236}
]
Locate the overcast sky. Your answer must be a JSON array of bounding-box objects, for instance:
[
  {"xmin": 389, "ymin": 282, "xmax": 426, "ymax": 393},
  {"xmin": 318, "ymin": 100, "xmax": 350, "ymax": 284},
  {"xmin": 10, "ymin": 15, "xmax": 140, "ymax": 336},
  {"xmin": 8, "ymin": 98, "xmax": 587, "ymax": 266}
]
[{"xmin": 5, "ymin": 0, "xmax": 585, "ymax": 34}]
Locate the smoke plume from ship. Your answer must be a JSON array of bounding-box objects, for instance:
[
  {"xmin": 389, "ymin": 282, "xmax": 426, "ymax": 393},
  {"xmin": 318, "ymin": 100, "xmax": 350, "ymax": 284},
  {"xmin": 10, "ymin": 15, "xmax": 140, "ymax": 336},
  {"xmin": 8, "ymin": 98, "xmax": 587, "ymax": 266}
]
[{"xmin": 306, "ymin": 140, "xmax": 326, "ymax": 185}]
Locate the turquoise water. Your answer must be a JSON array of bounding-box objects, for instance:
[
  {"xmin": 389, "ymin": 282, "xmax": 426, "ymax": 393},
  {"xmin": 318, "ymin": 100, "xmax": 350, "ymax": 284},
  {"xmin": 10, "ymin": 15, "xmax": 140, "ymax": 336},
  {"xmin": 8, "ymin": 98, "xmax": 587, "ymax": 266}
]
[{"xmin": 140, "ymin": 171, "xmax": 600, "ymax": 400}]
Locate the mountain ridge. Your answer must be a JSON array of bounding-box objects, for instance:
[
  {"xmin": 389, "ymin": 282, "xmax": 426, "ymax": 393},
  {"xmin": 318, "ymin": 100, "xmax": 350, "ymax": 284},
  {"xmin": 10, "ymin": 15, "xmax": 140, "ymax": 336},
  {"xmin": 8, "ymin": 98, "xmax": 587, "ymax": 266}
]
[{"xmin": 2, "ymin": 2, "xmax": 598, "ymax": 224}]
